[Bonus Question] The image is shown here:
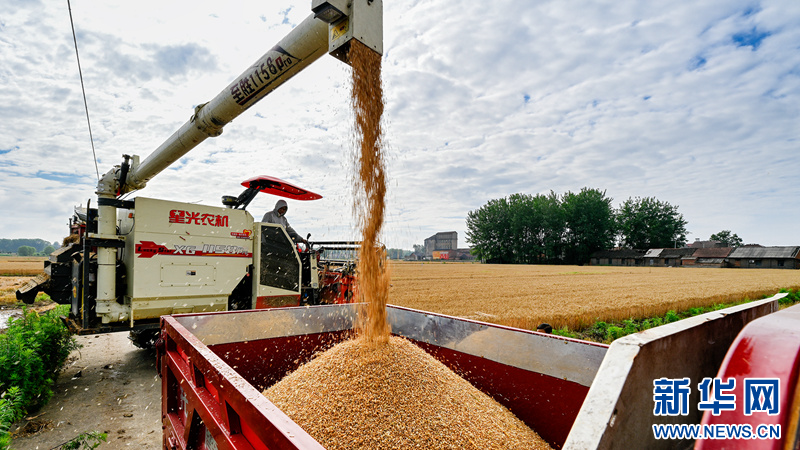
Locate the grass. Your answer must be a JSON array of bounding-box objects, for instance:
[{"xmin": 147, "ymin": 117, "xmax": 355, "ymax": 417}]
[{"xmin": 552, "ymin": 288, "xmax": 800, "ymax": 343}]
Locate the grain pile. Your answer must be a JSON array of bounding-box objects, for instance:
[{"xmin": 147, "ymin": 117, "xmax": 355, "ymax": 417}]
[{"xmin": 263, "ymin": 335, "xmax": 552, "ymax": 450}]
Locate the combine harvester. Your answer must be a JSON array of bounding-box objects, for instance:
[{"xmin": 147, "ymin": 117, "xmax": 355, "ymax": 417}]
[{"xmin": 17, "ymin": 0, "xmax": 380, "ymax": 346}]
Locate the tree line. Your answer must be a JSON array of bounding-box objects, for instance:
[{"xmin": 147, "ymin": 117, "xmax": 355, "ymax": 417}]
[
  {"xmin": 0, "ymin": 238, "xmax": 58, "ymax": 254},
  {"xmin": 466, "ymin": 188, "xmax": 689, "ymax": 264}
]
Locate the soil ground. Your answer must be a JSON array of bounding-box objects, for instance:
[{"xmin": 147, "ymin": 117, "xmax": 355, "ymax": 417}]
[{"xmin": 9, "ymin": 332, "xmax": 162, "ymax": 449}]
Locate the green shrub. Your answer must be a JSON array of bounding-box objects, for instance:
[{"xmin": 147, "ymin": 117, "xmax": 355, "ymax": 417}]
[
  {"xmin": 665, "ymin": 310, "xmax": 680, "ymax": 323},
  {"xmin": 60, "ymin": 431, "xmax": 108, "ymax": 450},
  {"xmin": 778, "ymin": 288, "xmax": 800, "ymax": 305},
  {"xmin": 553, "ymin": 327, "xmax": 578, "ymax": 339},
  {"xmin": 0, "ymin": 306, "xmax": 77, "ymax": 447},
  {"xmin": 0, "ymin": 387, "xmax": 24, "ymax": 449},
  {"xmin": 607, "ymin": 326, "xmax": 625, "ymax": 341},
  {"xmin": 687, "ymin": 307, "xmax": 705, "ymax": 316},
  {"xmin": 622, "ymin": 319, "xmax": 638, "ymax": 335}
]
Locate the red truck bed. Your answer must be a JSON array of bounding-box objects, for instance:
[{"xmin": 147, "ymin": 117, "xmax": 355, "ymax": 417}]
[{"xmin": 159, "ymin": 304, "xmax": 608, "ymax": 449}]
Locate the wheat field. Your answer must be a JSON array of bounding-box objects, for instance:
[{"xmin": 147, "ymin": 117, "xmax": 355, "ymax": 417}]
[
  {"xmin": 0, "ymin": 256, "xmax": 46, "ymax": 276},
  {"xmin": 387, "ymin": 261, "xmax": 800, "ymax": 330}
]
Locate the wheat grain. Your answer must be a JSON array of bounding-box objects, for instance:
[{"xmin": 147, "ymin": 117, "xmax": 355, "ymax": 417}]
[{"xmin": 264, "ymin": 336, "xmax": 552, "ymax": 450}]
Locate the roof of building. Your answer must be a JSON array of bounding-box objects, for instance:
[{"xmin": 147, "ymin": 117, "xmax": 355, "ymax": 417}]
[
  {"xmin": 660, "ymin": 248, "xmax": 697, "ymax": 258},
  {"xmin": 728, "ymin": 246, "xmax": 800, "ymax": 259},
  {"xmin": 691, "ymin": 247, "xmax": 733, "ymax": 258},
  {"xmin": 425, "ymin": 231, "xmax": 458, "ymax": 241},
  {"xmin": 644, "ymin": 249, "xmax": 664, "ymax": 258},
  {"xmin": 590, "ymin": 249, "xmax": 646, "ymax": 259}
]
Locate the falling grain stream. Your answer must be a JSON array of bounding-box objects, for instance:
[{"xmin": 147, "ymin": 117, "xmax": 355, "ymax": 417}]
[{"xmin": 264, "ymin": 41, "xmax": 551, "ymax": 449}]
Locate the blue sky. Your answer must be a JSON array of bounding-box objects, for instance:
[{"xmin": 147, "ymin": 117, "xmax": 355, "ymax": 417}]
[{"xmin": 1, "ymin": 0, "xmax": 798, "ymax": 249}]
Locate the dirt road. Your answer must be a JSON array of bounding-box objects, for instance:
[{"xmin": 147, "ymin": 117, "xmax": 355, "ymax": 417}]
[{"xmin": 10, "ymin": 332, "xmax": 162, "ymax": 449}]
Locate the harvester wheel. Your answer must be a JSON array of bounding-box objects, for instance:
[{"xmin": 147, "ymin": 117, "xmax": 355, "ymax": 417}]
[{"xmin": 128, "ymin": 328, "xmax": 160, "ymax": 349}]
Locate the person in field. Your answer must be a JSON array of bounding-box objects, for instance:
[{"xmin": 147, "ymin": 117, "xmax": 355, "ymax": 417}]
[{"xmin": 262, "ymin": 199, "xmax": 308, "ymax": 248}]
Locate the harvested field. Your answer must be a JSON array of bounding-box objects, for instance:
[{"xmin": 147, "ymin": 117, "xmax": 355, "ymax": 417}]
[
  {"xmin": 1, "ymin": 276, "xmax": 29, "ymax": 305},
  {"xmin": 387, "ymin": 261, "xmax": 800, "ymax": 330},
  {"xmin": 0, "ymin": 256, "xmax": 46, "ymax": 276}
]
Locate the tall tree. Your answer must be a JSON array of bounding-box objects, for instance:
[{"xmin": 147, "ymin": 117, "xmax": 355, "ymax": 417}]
[
  {"xmin": 466, "ymin": 197, "xmax": 515, "ymax": 263},
  {"xmin": 17, "ymin": 245, "xmax": 36, "ymax": 256},
  {"xmin": 616, "ymin": 197, "xmax": 688, "ymax": 248},
  {"xmin": 562, "ymin": 188, "xmax": 616, "ymax": 264},
  {"xmin": 710, "ymin": 230, "xmax": 743, "ymax": 247},
  {"xmin": 537, "ymin": 191, "xmax": 566, "ymax": 263}
]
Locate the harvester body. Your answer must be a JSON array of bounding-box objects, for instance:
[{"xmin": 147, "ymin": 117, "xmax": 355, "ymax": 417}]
[{"xmin": 17, "ymin": 0, "xmax": 383, "ymax": 339}]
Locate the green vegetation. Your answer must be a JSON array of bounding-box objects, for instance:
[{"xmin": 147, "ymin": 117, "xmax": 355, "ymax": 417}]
[
  {"xmin": 466, "ymin": 189, "xmax": 688, "ymax": 264},
  {"xmin": 553, "ymin": 288, "xmax": 800, "ymax": 343},
  {"xmin": 0, "ymin": 306, "xmax": 78, "ymax": 448},
  {"xmin": 466, "ymin": 188, "xmax": 617, "ymax": 265},
  {"xmin": 709, "ymin": 230, "xmax": 743, "ymax": 248},
  {"xmin": 58, "ymin": 431, "xmax": 108, "ymax": 450},
  {"xmin": 0, "ymin": 239, "xmax": 58, "ymax": 255},
  {"xmin": 14, "ymin": 247, "xmax": 36, "ymax": 257}
]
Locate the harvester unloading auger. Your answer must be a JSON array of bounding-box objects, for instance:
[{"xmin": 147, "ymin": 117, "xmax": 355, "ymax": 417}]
[{"xmin": 17, "ymin": 0, "xmax": 382, "ymax": 346}]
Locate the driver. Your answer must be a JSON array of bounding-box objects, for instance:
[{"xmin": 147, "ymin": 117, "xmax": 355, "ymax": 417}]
[{"xmin": 262, "ymin": 199, "xmax": 308, "ymax": 248}]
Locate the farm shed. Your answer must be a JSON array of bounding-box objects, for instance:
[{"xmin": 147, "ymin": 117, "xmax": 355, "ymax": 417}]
[
  {"xmin": 644, "ymin": 248, "xmax": 663, "ymax": 266},
  {"xmin": 589, "ymin": 249, "xmax": 646, "ymax": 266},
  {"xmin": 682, "ymin": 247, "xmax": 733, "ymax": 268},
  {"xmin": 727, "ymin": 246, "xmax": 800, "ymax": 269},
  {"xmin": 644, "ymin": 248, "xmax": 697, "ymax": 267},
  {"xmin": 657, "ymin": 248, "xmax": 697, "ymax": 267}
]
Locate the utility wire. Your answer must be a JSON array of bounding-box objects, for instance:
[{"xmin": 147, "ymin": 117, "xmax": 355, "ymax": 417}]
[{"xmin": 67, "ymin": 0, "xmax": 100, "ymax": 181}]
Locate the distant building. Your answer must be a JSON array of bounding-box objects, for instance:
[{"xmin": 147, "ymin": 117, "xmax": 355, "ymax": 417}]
[
  {"xmin": 644, "ymin": 249, "xmax": 664, "ymax": 266},
  {"xmin": 727, "ymin": 246, "xmax": 800, "ymax": 269},
  {"xmin": 424, "ymin": 232, "xmax": 458, "ymax": 260},
  {"xmin": 589, "ymin": 249, "xmax": 646, "ymax": 266},
  {"xmin": 588, "ymin": 244, "xmax": 799, "ymax": 269},
  {"xmin": 454, "ymin": 248, "xmax": 477, "ymax": 261},
  {"xmin": 682, "ymin": 247, "xmax": 733, "ymax": 268},
  {"xmin": 658, "ymin": 248, "xmax": 697, "ymax": 267},
  {"xmin": 643, "ymin": 248, "xmax": 697, "ymax": 267}
]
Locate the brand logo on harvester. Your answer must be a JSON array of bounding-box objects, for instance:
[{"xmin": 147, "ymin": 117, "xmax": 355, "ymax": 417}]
[
  {"xmin": 652, "ymin": 377, "xmax": 782, "ymax": 441},
  {"xmin": 169, "ymin": 209, "xmax": 229, "ymax": 227},
  {"xmin": 231, "ymin": 229, "xmax": 252, "ymax": 239}
]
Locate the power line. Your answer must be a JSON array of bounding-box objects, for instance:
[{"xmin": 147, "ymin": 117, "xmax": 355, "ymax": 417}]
[{"xmin": 67, "ymin": 0, "xmax": 100, "ymax": 181}]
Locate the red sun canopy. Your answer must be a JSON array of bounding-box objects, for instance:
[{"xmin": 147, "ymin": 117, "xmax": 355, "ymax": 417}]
[{"xmin": 241, "ymin": 175, "xmax": 322, "ymax": 201}]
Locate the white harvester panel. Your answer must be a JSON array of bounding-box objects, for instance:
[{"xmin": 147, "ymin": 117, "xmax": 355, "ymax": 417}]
[{"xmin": 121, "ymin": 197, "xmax": 254, "ymax": 320}]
